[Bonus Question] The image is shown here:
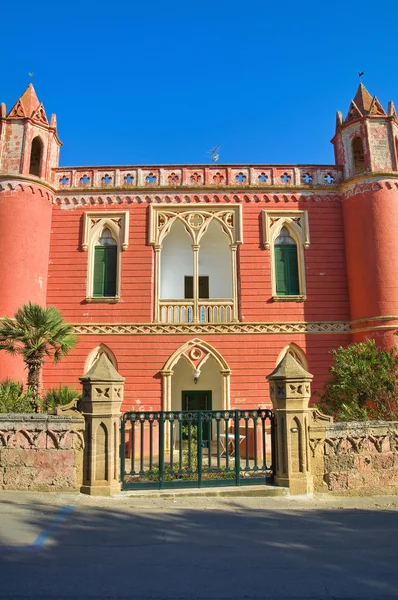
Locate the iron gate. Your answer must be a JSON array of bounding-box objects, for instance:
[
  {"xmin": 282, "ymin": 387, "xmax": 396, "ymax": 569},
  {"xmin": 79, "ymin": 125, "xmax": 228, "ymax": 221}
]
[{"xmin": 121, "ymin": 409, "xmax": 275, "ymax": 490}]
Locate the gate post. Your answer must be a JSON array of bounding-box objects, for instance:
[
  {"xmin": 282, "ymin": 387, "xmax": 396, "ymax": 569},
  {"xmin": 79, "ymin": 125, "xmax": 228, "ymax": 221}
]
[
  {"xmin": 267, "ymin": 353, "xmax": 313, "ymax": 495},
  {"xmin": 79, "ymin": 354, "xmax": 125, "ymax": 496}
]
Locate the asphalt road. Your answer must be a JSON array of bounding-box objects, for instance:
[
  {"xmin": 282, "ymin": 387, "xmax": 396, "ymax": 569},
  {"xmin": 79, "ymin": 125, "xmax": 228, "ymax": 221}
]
[{"xmin": 0, "ymin": 491, "xmax": 398, "ymax": 599}]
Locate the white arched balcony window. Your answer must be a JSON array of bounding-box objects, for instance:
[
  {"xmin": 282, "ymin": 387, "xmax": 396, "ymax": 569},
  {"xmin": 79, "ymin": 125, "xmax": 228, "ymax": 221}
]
[{"xmin": 149, "ymin": 205, "xmax": 243, "ymax": 324}]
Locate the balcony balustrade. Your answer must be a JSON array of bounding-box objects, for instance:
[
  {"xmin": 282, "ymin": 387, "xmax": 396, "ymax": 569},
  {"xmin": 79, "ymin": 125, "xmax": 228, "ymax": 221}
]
[{"xmin": 159, "ymin": 299, "xmax": 235, "ymax": 324}]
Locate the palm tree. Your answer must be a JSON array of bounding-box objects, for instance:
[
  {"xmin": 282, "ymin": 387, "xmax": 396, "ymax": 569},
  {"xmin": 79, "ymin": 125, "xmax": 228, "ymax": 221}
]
[{"xmin": 0, "ymin": 303, "xmax": 77, "ymax": 409}]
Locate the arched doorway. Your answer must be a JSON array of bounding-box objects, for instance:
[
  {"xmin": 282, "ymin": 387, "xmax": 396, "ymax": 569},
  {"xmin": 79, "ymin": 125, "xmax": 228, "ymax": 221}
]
[{"xmin": 160, "ymin": 338, "xmax": 231, "ymax": 413}]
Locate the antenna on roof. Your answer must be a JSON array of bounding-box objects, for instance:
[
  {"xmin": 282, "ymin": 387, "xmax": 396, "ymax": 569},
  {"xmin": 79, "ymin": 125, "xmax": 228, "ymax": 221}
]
[{"xmin": 208, "ymin": 143, "xmax": 220, "ymax": 163}]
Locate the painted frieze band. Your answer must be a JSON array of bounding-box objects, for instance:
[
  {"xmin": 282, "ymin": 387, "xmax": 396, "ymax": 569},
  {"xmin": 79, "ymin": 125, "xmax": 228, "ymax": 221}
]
[{"xmin": 72, "ymin": 321, "xmax": 350, "ymax": 335}]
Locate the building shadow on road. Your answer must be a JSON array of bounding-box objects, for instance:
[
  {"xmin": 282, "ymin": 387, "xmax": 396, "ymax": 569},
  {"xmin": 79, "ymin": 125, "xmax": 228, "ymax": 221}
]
[{"xmin": 0, "ymin": 497, "xmax": 398, "ymax": 599}]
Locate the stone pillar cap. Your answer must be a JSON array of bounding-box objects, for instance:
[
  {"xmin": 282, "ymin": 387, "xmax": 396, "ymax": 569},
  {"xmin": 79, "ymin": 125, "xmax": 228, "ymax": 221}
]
[
  {"xmin": 266, "ymin": 353, "xmax": 313, "ymax": 381},
  {"xmin": 80, "ymin": 353, "xmax": 125, "ymax": 383}
]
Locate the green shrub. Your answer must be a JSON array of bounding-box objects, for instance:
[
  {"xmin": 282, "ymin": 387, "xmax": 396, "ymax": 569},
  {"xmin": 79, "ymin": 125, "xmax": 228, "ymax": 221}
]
[
  {"xmin": 41, "ymin": 385, "xmax": 80, "ymax": 413},
  {"xmin": 0, "ymin": 379, "xmax": 34, "ymax": 413},
  {"xmin": 316, "ymin": 339, "xmax": 398, "ymax": 421}
]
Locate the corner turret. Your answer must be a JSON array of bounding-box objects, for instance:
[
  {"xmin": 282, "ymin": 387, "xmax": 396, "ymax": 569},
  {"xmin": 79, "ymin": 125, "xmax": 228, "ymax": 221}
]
[
  {"xmin": 0, "ymin": 84, "xmax": 61, "ymax": 182},
  {"xmin": 332, "ymin": 83, "xmax": 398, "ymax": 180},
  {"xmin": 0, "ymin": 85, "xmax": 58, "ymax": 382},
  {"xmin": 336, "ymin": 84, "xmax": 398, "ymax": 350}
]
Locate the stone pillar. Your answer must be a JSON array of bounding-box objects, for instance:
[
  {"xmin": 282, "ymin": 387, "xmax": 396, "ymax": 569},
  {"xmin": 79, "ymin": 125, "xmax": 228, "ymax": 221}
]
[
  {"xmin": 79, "ymin": 354, "xmax": 124, "ymax": 496},
  {"xmin": 267, "ymin": 353, "xmax": 313, "ymax": 495}
]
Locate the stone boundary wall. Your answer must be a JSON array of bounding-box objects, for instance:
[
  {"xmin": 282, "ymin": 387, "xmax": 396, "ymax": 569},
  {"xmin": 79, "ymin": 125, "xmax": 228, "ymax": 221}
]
[
  {"xmin": 0, "ymin": 414, "xmax": 85, "ymax": 492},
  {"xmin": 310, "ymin": 420, "xmax": 398, "ymax": 495}
]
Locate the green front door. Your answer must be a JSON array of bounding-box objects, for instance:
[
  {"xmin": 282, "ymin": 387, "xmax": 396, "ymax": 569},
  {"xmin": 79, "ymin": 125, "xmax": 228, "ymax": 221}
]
[{"xmin": 182, "ymin": 391, "xmax": 212, "ymax": 441}]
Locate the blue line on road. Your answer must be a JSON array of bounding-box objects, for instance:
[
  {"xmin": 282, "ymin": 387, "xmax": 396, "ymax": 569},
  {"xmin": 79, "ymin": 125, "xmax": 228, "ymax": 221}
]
[{"xmin": 0, "ymin": 505, "xmax": 75, "ymax": 552}]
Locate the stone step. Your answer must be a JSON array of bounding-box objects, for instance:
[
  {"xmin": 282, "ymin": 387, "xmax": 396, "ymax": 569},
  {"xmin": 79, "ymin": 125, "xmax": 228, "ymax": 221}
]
[{"xmin": 117, "ymin": 485, "xmax": 289, "ymax": 499}]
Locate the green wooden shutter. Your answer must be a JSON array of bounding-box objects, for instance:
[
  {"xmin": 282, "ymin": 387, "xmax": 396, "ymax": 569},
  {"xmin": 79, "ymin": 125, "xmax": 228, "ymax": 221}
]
[
  {"xmin": 286, "ymin": 246, "xmax": 299, "ymax": 295},
  {"xmin": 104, "ymin": 246, "xmax": 117, "ymax": 296},
  {"xmin": 275, "ymin": 246, "xmax": 288, "ymax": 295},
  {"xmin": 93, "ymin": 247, "xmax": 105, "ymax": 296},
  {"xmin": 93, "ymin": 246, "xmax": 117, "ymax": 297},
  {"xmin": 275, "ymin": 245, "xmax": 299, "ymax": 296}
]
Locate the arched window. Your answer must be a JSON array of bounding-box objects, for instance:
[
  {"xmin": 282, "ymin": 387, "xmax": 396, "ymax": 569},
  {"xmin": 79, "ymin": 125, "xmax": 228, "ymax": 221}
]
[
  {"xmin": 93, "ymin": 228, "xmax": 117, "ymax": 297},
  {"xmin": 29, "ymin": 137, "xmax": 43, "ymax": 176},
  {"xmin": 352, "ymin": 136, "xmax": 365, "ymax": 174},
  {"xmin": 274, "ymin": 227, "xmax": 299, "ymax": 296}
]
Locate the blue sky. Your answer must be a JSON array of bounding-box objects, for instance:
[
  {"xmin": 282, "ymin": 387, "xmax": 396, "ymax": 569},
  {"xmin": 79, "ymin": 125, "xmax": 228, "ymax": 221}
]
[{"xmin": 1, "ymin": 0, "xmax": 396, "ymax": 167}]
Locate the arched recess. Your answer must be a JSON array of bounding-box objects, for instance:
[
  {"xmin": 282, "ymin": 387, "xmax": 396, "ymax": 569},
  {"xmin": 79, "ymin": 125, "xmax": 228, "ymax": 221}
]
[
  {"xmin": 290, "ymin": 416, "xmax": 302, "ymax": 474},
  {"xmin": 276, "ymin": 343, "xmax": 308, "ymax": 370},
  {"xmin": 160, "ymin": 338, "xmax": 231, "ymax": 412},
  {"xmin": 29, "ymin": 136, "xmax": 43, "ymax": 177},
  {"xmin": 86, "ymin": 344, "xmax": 118, "ymax": 372},
  {"xmin": 95, "ymin": 422, "xmax": 108, "ymax": 481},
  {"xmin": 352, "ymin": 136, "xmax": 365, "ymax": 174},
  {"xmin": 160, "ymin": 219, "xmax": 193, "ymax": 299},
  {"xmin": 199, "ymin": 219, "xmax": 232, "ymax": 298}
]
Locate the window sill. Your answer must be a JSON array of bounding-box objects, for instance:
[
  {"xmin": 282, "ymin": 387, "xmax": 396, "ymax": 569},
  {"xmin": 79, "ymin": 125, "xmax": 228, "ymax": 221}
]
[
  {"xmin": 272, "ymin": 295, "xmax": 306, "ymax": 302},
  {"xmin": 85, "ymin": 296, "xmax": 120, "ymax": 304}
]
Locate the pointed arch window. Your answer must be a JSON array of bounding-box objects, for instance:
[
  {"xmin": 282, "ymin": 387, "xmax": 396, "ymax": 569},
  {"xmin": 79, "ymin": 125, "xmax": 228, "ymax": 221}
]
[
  {"xmin": 93, "ymin": 229, "xmax": 117, "ymax": 297},
  {"xmin": 149, "ymin": 205, "xmax": 243, "ymax": 323},
  {"xmin": 352, "ymin": 136, "xmax": 365, "ymax": 174},
  {"xmin": 29, "ymin": 136, "xmax": 43, "ymax": 177},
  {"xmin": 274, "ymin": 228, "xmax": 299, "ymax": 296},
  {"xmin": 262, "ymin": 211, "xmax": 309, "ymax": 301},
  {"xmin": 82, "ymin": 212, "xmax": 129, "ymax": 303}
]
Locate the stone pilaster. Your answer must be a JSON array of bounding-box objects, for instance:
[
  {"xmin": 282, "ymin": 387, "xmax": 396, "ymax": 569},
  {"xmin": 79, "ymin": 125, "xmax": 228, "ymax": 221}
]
[
  {"xmin": 267, "ymin": 353, "xmax": 313, "ymax": 495},
  {"xmin": 79, "ymin": 354, "xmax": 124, "ymax": 496}
]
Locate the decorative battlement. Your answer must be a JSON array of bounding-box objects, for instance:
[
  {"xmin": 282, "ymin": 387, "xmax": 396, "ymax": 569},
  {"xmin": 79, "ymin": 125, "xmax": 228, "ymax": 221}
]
[{"xmin": 53, "ymin": 164, "xmax": 343, "ymax": 191}]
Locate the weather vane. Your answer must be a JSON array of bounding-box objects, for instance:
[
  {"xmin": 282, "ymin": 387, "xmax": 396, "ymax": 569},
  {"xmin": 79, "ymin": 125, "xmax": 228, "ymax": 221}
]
[{"xmin": 358, "ymin": 71, "xmax": 365, "ymax": 78}]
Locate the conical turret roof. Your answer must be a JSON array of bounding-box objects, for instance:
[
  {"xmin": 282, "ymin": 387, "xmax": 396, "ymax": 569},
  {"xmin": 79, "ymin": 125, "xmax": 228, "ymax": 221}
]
[
  {"xmin": 344, "ymin": 83, "xmax": 386, "ymax": 123},
  {"xmin": 7, "ymin": 84, "xmax": 48, "ymax": 124},
  {"xmin": 353, "ymin": 83, "xmax": 373, "ymax": 114}
]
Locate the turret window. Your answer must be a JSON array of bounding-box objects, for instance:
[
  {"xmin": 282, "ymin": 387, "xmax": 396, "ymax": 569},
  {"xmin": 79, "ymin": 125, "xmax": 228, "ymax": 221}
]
[
  {"xmin": 274, "ymin": 228, "xmax": 299, "ymax": 296},
  {"xmin": 353, "ymin": 137, "xmax": 365, "ymax": 174},
  {"xmin": 93, "ymin": 229, "xmax": 117, "ymax": 297},
  {"xmin": 29, "ymin": 136, "xmax": 43, "ymax": 177}
]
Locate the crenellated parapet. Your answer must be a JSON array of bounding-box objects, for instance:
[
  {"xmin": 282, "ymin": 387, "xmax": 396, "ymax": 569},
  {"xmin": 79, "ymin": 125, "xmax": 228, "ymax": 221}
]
[{"xmin": 53, "ymin": 164, "xmax": 343, "ymax": 191}]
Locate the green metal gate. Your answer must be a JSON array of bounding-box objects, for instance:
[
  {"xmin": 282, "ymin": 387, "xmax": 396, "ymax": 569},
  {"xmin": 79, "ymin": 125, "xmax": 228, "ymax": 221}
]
[{"xmin": 121, "ymin": 409, "xmax": 275, "ymax": 490}]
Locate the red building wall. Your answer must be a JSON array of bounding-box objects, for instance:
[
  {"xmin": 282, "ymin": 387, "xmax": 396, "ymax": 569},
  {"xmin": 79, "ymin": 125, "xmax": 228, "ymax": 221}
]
[{"xmin": 44, "ymin": 194, "xmax": 350, "ymax": 411}]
